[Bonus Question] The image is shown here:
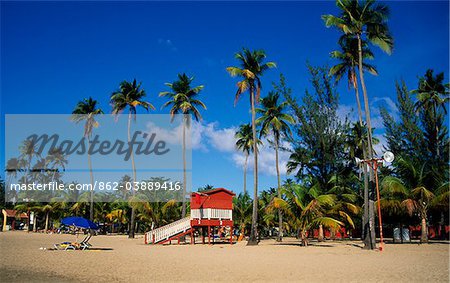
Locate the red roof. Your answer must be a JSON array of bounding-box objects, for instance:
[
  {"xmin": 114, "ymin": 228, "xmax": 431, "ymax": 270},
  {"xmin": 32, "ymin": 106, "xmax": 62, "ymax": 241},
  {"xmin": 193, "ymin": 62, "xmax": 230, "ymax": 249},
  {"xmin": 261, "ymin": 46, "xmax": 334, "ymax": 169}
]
[
  {"xmin": 193, "ymin": 188, "xmax": 235, "ymax": 196},
  {"xmin": 2, "ymin": 209, "xmax": 28, "ymax": 218}
]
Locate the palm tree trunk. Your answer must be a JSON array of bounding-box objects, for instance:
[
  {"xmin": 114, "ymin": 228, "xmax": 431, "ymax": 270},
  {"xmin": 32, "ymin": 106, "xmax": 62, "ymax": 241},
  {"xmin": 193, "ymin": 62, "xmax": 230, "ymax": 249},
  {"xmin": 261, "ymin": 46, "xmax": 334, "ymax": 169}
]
[
  {"xmin": 33, "ymin": 213, "xmax": 37, "ymax": 232},
  {"xmin": 247, "ymin": 85, "xmax": 259, "ymax": 246},
  {"xmin": 243, "ymin": 153, "xmax": 248, "ymax": 195},
  {"xmin": 318, "ymin": 224, "xmax": 324, "ymax": 242},
  {"xmin": 181, "ymin": 116, "xmax": 187, "ymax": 218},
  {"xmin": 275, "ymin": 137, "xmax": 283, "ymax": 242},
  {"xmin": 44, "ymin": 212, "xmax": 49, "ymax": 233},
  {"xmin": 179, "ymin": 115, "xmax": 188, "ymax": 243},
  {"xmin": 128, "ymin": 112, "xmax": 136, "ymax": 239},
  {"xmin": 421, "ymin": 216, "xmax": 428, "ymax": 243},
  {"xmin": 433, "ymin": 104, "xmax": 440, "ymax": 157},
  {"xmin": 353, "ymin": 74, "xmax": 365, "ymax": 129},
  {"xmin": 301, "ymin": 230, "xmax": 308, "ymax": 247},
  {"xmin": 353, "ymin": 78, "xmax": 370, "ymax": 247},
  {"xmin": 26, "ymin": 209, "xmax": 30, "ymax": 232},
  {"xmin": 357, "ymin": 34, "xmax": 376, "ymax": 250},
  {"xmin": 88, "ymin": 138, "xmax": 94, "ymax": 222},
  {"xmin": 357, "ymin": 34, "xmax": 374, "ymax": 161}
]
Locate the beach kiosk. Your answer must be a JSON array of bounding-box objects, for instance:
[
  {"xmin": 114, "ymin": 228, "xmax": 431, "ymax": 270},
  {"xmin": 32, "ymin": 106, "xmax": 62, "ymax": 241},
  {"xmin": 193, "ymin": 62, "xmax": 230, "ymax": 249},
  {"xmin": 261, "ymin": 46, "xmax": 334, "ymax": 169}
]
[
  {"xmin": 2, "ymin": 209, "xmax": 29, "ymax": 231},
  {"xmin": 145, "ymin": 188, "xmax": 235, "ymax": 245}
]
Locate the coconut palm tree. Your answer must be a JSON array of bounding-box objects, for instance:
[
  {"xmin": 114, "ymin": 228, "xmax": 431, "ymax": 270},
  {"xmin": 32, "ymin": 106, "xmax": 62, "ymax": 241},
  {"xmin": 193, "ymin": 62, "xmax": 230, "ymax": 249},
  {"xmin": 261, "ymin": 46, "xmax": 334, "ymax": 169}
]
[
  {"xmin": 111, "ymin": 79, "xmax": 155, "ymax": 238},
  {"xmin": 6, "ymin": 158, "xmax": 22, "ymax": 203},
  {"xmin": 267, "ymin": 181, "xmax": 343, "ymax": 246},
  {"xmin": 46, "ymin": 147, "xmax": 68, "ymax": 183},
  {"xmin": 323, "ymin": 0, "xmax": 393, "ymax": 160},
  {"xmin": 159, "ymin": 73, "xmax": 206, "ymax": 219},
  {"xmin": 381, "ymin": 175, "xmax": 435, "ymax": 243},
  {"xmin": 330, "ymin": 35, "xmax": 377, "ymax": 130},
  {"xmin": 327, "ymin": 176, "xmax": 361, "ymax": 239},
  {"xmin": 323, "ymin": 0, "xmax": 393, "ymax": 249},
  {"xmin": 379, "ymin": 176, "xmax": 410, "ymax": 243},
  {"xmin": 106, "ymin": 208, "xmax": 128, "ymax": 233},
  {"xmin": 235, "ymin": 124, "xmax": 262, "ymax": 195},
  {"xmin": 259, "ymin": 189, "xmax": 277, "ymax": 234},
  {"xmin": 233, "ymin": 192, "xmax": 253, "ymax": 241},
  {"xmin": 412, "ymin": 69, "xmax": 450, "ymax": 157},
  {"xmin": 286, "ymin": 147, "xmax": 309, "ymax": 181},
  {"xmin": 71, "ymin": 97, "xmax": 104, "ymax": 222},
  {"xmin": 382, "ymin": 156, "xmax": 448, "ymax": 243},
  {"xmin": 19, "ymin": 139, "xmax": 42, "ymax": 190},
  {"xmin": 256, "ymin": 91, "xmax": 294, "ymax": 241},
  {"xmin": 227, "ymin": 48, "xmax": 276, "ymax": 245},
  {"xmin": 39, "ymin": 203, "xmax": 54, "ymax": 232}
]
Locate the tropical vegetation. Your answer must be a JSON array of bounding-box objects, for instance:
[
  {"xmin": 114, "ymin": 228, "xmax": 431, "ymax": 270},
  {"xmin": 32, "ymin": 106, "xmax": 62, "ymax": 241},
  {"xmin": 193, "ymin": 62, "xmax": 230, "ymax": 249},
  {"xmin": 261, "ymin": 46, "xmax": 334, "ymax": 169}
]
[{"xmin": 2, "ymin": 1, "xmax": 448, "ymax": 249}]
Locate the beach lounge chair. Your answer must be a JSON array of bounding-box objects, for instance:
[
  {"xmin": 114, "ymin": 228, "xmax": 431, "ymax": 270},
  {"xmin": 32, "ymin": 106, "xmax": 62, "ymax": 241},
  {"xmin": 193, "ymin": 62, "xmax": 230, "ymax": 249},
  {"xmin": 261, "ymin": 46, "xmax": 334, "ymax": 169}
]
[
  {"xmin": 54, "ymin": 241, "xmax": 80, "ymax": 250},
  {"xmin": 54, "ymin": 234, "xmax": 93, "ymax": 250}
]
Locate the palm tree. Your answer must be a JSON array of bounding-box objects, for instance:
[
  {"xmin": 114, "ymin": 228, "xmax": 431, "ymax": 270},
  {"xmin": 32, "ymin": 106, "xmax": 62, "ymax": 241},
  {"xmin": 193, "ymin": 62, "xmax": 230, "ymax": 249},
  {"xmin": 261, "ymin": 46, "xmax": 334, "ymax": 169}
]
[
  {"xmin": 379, "ymin": 176, "xmax": 410, "ymax": 243},
  {"xmin": 106, "ymin": 208, "xmax": 128, "ymax": 233},
  {"xmin": 111, "ymin": 79, "xmax": 155, "ymax": 238},
  {"xmin": 327, "ymin": 176, "xmax": 361, "ymax": 239},
  {"xmin": 286, "ymin": 147, "xmax": 309, "ymax": 181},
  {"xmin": 46, "ymin": 147, "xmax": 68, "ymax": 183},
  {"xmin": 381, "ymin": 175, "xmax": 435, "ymax": 243},
  {"xmin": 235, "ymin": 124, "xmax": 262, "ymax": 195},
  {"xmin": 6, "ymin": 158, "xmax": 21, "ymax": 203},
  {"xmin": 268, "ymin": 181, "xmax": 343, "ymax": 246},
  {"xmin": 323, "ymin": 0, "xmax": 393, "ymax": 249},
  {"xmin": 227, "ymin": 48, "xmax": 276, "ymax": 245},
  {"xmin": 404, "ymin": 187, "xmax": 435, "ymax": 243},
  {"xmin": 323, "ymin": 0, "xmax": 393, "ymax": 159},
  {"xmin": 71, "ymin": 97, "xmax": 104, "ymax": 222},
  {"xmin": 159, "ymin": 73, "xmax": 206, "ymax": 219},
  {"xmin": 40, "ymin": 203, "xmax": 56, "ymax": 232},
  {"xmin": 233, "ymin": 193, "xmax": 253, "ymax": 241},
  {"xmin": 382, "ymin": 156, "xmax": 448, "ymax": 243},
  {"xmin": 259, "ymin": 189, "xmax": 277, "ymax": 234},
  {"xmin": 256, "ymin": 91, "xmax": 294, "ymax": 241},
  {"xmin": 412, "ymin": 69, "xmax": 450, "ymax": 157},
  {"xmin": 198, "ymin": 184, "xmax": 214, "ymax": 192},
  {"xmin": 330, "ymin": 35, "xmax": 377, "ymax": 130}
]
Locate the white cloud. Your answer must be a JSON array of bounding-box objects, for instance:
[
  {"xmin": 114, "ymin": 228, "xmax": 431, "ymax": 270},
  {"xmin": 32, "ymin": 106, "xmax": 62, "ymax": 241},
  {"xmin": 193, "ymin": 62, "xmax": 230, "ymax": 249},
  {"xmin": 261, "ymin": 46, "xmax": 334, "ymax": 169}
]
[
  {"xmin": 372, "ymin": 97, "xmax": 397, "ymax": 113},
  {"xmin": 144, "ymin": 120, "xmax": 207, "ymax": 151},
  {"xmin": 373, "ymin": 134, "xmax": 388, "ymax": 156},
  {"xmin": 371, "ymin": 96, "xmax": 399, "ymax": 130},
  {"xmin": 203, "ymin": 123, "xmax": 237, "ymax": 152},
  {"xmin": 337, "ymin": 103, "xmax": 357, "ymax": 124},
  {"xmin": 145, "ymin": 119, "xmax": 292, "ymax": 177},
  {"xmin": 231, "ymin": 138, "xmax": 292, "ymax": 177},
  {"xmin": 338, "ymin": 95, "xmax": 399, "ymax": 131}
]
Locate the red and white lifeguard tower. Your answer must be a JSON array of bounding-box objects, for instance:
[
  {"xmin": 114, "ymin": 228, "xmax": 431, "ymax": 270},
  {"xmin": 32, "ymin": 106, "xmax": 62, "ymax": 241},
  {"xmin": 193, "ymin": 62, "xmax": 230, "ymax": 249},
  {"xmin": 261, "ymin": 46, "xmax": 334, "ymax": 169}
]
[{"xmin": 145, "ymin": 188, "xmax": 235, "ymax": 245}]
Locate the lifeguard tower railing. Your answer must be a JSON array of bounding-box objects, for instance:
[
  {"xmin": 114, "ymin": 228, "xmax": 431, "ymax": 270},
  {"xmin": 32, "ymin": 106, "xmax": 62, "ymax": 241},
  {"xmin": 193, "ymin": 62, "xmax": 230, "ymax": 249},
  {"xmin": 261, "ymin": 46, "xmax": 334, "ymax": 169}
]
[{"xmin": 190, "ymin": 208, "xmax": 232, "ymax": 220}]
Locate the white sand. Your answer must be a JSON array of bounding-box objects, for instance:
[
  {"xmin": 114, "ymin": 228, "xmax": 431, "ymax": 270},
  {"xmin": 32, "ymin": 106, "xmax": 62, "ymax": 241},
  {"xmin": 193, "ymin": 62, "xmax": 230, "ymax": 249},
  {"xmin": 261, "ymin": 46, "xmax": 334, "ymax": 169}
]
[{"xmin": 0, "ymin": 231, "xmax": 448, "ymax": 282}]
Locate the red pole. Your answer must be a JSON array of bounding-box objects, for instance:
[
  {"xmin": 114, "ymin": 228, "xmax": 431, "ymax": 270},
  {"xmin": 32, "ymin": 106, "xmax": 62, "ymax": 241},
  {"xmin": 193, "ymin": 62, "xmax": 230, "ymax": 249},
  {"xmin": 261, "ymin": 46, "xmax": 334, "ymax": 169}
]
[{"xmin": 374, "ymin": 161, "xmax": 384, "ymax": 251}]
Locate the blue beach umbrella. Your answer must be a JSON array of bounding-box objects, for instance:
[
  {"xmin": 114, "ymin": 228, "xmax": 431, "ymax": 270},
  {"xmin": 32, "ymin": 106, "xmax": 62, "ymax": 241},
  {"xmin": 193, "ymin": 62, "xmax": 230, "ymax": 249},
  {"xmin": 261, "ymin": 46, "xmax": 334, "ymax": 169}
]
[{"xmin": 61, "ymin": 216, "xmax": 99, "ymax": 230}]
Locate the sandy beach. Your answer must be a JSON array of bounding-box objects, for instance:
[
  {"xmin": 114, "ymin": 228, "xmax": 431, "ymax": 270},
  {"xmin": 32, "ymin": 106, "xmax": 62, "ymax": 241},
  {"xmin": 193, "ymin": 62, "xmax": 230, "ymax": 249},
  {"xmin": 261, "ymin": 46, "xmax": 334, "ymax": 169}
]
[{"xmin": 0, "ymin": 231, "xmax": 448, "ymax": 282}]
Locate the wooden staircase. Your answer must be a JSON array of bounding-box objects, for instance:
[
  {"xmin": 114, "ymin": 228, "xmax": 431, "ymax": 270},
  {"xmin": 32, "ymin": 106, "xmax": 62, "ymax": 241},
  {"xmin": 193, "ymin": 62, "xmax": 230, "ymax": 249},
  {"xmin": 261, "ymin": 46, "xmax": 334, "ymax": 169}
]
[{"xmin": 145, "ymin": 217, "xmax": 192, "ymax": 245}]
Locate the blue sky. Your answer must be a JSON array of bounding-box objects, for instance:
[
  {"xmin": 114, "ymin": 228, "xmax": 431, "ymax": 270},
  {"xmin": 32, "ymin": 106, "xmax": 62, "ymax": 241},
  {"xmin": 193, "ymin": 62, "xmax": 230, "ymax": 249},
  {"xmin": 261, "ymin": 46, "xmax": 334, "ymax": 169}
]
[{"xmin": 1, "ymin": 1, "xmax": 449, "ymax": 194}]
